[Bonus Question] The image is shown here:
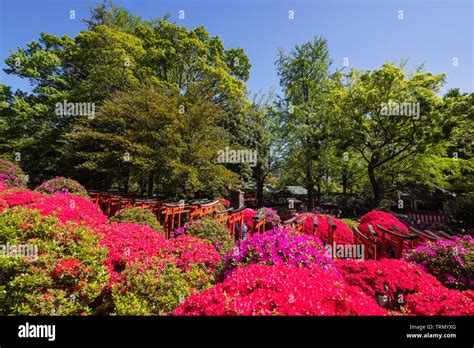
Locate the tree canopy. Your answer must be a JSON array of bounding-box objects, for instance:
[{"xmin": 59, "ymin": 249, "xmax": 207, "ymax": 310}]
[{"xmin": 1, "ymin": 3, "xmax": 471, "ymax": 214}]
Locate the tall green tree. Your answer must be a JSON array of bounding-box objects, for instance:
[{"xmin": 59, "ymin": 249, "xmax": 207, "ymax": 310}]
[
  {"xmin": 337, "ymin": 63, "xmax": 455, "ymax": 206},
  {"xmin": 244, "ymin": 92, "xmax": 281, "ymax": 207},
  {"xmin": 63, "ymin": 81, "xmax": 239, "ymax": 197},
  {"xmin": 2, "ymin": 2, "xmax": 251, "ymax": 189},
  {"xmin": 276, "ymin": 36, "xmax": 333, "ymax": 210}
]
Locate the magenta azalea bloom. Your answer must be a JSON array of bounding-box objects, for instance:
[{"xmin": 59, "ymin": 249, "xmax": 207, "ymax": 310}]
[
  {"xmin": 36, "ymin": 177, "xmax": 89, "ymax": 198},
  {"xmin": 224, "ymin": 228, "xmax": 332, "ymax": 275},
  {"xmin": 405, "ymin": 235, "xmax": 473, "ymax": 290},
  {"xmin": 28, "ymin": 193, "xmax": 108, "ymax": 227},
  {"xmin": 0, "ymin": 159, "xmax": 26, "ymax": 189}
]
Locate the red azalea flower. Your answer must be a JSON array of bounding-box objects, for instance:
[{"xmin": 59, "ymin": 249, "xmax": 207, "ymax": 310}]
[
  {"xmin": 0, "ymin": 189, "xmax": 45, "ymax": 207},
  {"xmin": 28, "ymin": 193, "xmax": 107, "ymax": 227},
  {"xmin": 175, "ymin": 264, "xmax": 387, "ymax": 316},
  {"xmin": 101, "ymin": 222, "xmax": 221, "ymax": 284},
  {"xmin": 51, "ymin": 258, "xmax": 83, "ymax": 278},
  {"xmin": 299, "ymin": 213, "xmax": 354, "ymax": 245},
  {"xmin": 334, "ymin": 258, "xmax": 473, "ymax": 315}
]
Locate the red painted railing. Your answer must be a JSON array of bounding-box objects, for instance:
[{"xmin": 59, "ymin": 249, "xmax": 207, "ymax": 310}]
[
  {"xmin": 91, "ymin": 191, "xmax": 250, "ymax": 239},
  {"xmin": 90, "ymin": 192, "xmax": 452, "ymax": 258}
]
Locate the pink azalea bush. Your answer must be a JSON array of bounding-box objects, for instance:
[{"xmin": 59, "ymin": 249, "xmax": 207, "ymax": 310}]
[
  {"xmin": 36, "ymin": 176, "xmax": 89, "ymax": 198},
  {"xmin": 403, "ymin": 288, "xmax": 474, "ymax": 316},
  {"xmin": 168, "ymin": 234, "xmax": 224, "ymax": 272},
  {"xmin": 101, "ymin": 222, "xmax": 222, "ymax": 315},
  {"xmin": 0, "ymin": 197, "xmax": 7, "ymax": 213},
  {"xmin": 0, "ymin": 181, "xmax": 9, "ymax": 193},
  {"xmin": 224, "ymin": 227, "xmax": 332, "ymax": 274},
  {"xmin": 174, "ymin": 264, "xmax": 387, "ymax": 316},
  {"xmin": 0, "ymin": 189, "xmax": 107, "ymax": 228},
  {"xmin": 0, "ymin": 189, "xmax": 45, "ymax": 207},
  {"xmin": 360, "ymin": 210, "xmax": 402, "ymax": 225},
  {"xmin": 300, "ymin": 213, "xmax": 354, "ymax": 245},
  {"xmin": 259, "ymin": 207, "xmax": 280, "ymax": 226},
  {"xmin": 358, "ymin": 210, "xmax": 409, "ymax": 236},
  {"xmin": 242, "ymin": 208, "xmax": 257, "ymax": 230},
  {"xmin": 335, "ymin": 259, "xmax": 474, "ymax": 315},
  {"xmin": 100, "ymin": 222, "xmax": 169, "ymax": 284},
  {"xmin": 0, "ymin": 159, "xmax": 26, "ymax": 188},
  {"xmin": 100, "ymin": 222, "xmax": 221, "ymax": 283},
  {"xmin": 301, "ymin": 213, "xmax": 317, "ymax": 235},
  {"xmin": 28, "ymin": 193, "xmax": 108, "ymax": 227},
  {"xmin": 405, "ymin": 235, "xmax": 473, "ymax": 290}
]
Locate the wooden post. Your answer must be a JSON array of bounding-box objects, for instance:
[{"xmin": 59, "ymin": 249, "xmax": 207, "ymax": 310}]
[{"xmin": 230, "ymin": 190, "xmax": 244, "ymax": 209}]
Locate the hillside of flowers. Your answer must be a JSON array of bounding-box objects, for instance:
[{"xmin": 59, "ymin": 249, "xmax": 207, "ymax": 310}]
[{"xmin": 0, "ymin": 160, "xmax": 473, "ymax": 316}]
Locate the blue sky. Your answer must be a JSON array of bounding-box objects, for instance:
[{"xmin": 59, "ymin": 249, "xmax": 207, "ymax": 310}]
[{"xmin": 0, "ymin": 0, "xmax": 473, "ymax": 96}]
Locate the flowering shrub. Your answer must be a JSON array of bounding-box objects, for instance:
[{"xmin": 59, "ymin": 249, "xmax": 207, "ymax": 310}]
[
  {"xmin": 101, "ymin": 222, "xmax": 221, "ymax": 315},
  {"xmin": 243, "ymin": 208, "xmax": 257, "ymax": 230},
  {"xmin": 300, "ymin": 214, "xmax": 354, "ymax": 245},
  {"xmin": 300, "ymin": 213, "xmax": 317, "ymax": 235},
  {"xmin": 224, "ymin": 228, "xmax": 331, "ymax": 274},
  {"xmin": 358, "ymin": 210, "xmax": 409, "ymax": 237},
  {"xmin": 100, "ymin": 222, "xmax": 169, "ymax": 284},
  {"xmin": 334, "ymin": 259, "xmax": 474, "ymax": 315},
  {"xmin": 0, "ymin": 159, "xmax": 26, "ymax": 188},
  {"xmin": 179, "ymin": 218, "xmax": 234, "ymax": 256},
  {"xmin": 28, "ymin": 193, "xmax": 108, "ymax": 228},
  {"xmin": 101, "ymin": 222, "xmax": 221, "ymax": 284},
  {"xmin": 360, "ymin": 210, "xmax": 401, "ymax": 225},
  {"xmin": 0, "ymin": 189, "xmax": 45, "ymax": 207},
  {"xmin": 36, "ymin": 177, "xmax": 89, "ymax": 198},
  {"xmin": 111, "ymin": 261, "xmax": 215, "ymax": 315},
  {"xmin": 0, "ymin": 207, "xmax": 109, "ymax": 315},
  {"xmin": 0, "ymin": 197, "xmax": 7, "ymax": 213},
  {"xmin": 259, "ymin": 207, "xmax": 280, "ymax": 226},
  {"xmin": 405, "ymin": 235, "xmax": 473, "ymax": 290},
  {"xmin": 0, "ymin": 181, "xmax": 9, "ymax": 193},
  {"xmin": 110, "ymin": 207, "xmax": 163, "ymax": 233},
  {"xmin": 404, "ymin": 287, "xmax": 474, "ymax": 315},
  {"xmin": 334, "ymin": 259, "xmax": 441, "ymax": 300},
  {"xmin": 175, "ymin": 264, "xmax": 387, "ymax": 316},
  {"xmin": 168, "ymin": 234, "xmax": 223, "ymax": 272}
]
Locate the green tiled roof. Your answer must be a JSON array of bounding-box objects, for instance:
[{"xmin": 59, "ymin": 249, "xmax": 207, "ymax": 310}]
[{"xmin": 285, "ymin": 186, "xmax": 308, "ymax": 195}]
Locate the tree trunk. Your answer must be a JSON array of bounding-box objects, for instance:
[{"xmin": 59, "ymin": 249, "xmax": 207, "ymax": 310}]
[
  {"xmin": 316, "ymin": 177, "xmax": 321, "ymax": 205},
  {"xmin": 306, "ymin": 157, "xmax": 314, "ymax": 211},
  {"xmin": 303, "ymin": 84, "xmax": 314, "ymax": 211},
  {"xmin": 368, "ymin": 165, "xmax": 381, "ymax": 207},
  {"xmin": 341, "ymin": 167, "xmax": 348, "ymax": 215},
  {"xmin": 342, "ymin": 167, "xmax": 348, "ymax": 195},
  {"xmin": 140, "ymin": 176, "xmax": 145, "ymax": 197},
  {"xmin": 147, "ymin": 172, "xmax": 154, "ymax": 197},
  {"xmin": 256, "ymin": 176, "xmax": 264, "ymax": 208},
  {"xmin": 123, "ymin": 174, "xmax": 129, "ymax": 192}
]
